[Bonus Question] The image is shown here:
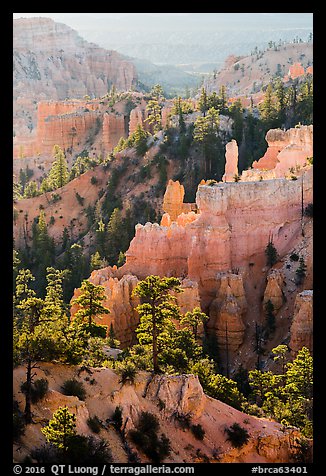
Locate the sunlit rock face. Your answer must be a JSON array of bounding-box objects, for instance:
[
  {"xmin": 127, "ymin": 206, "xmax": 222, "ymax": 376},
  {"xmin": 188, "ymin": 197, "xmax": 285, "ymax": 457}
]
[
  {"xmin": 251, "ymin": 125, "xmax": 313, "ymax": 177},
  {"xmin": 121, "ymin": 168, "xmax": 312, "ymax": 307},
  {"xmin": 289, "ymin": 290, "xmax": 313, "ymax": 354},
  {"xmin": 222, "ymin": 139, "xmax": 239, "ymax": 182}
]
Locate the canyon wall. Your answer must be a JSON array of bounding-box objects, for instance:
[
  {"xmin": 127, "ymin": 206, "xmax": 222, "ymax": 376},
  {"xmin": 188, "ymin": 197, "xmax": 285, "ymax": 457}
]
[{"xmin": 13, "ymin": 17, "xmax": 137, "ymax": 137}]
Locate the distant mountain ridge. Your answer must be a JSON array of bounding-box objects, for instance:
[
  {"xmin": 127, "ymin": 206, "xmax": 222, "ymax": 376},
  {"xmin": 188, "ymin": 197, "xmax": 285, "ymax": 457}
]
[{"xmin": 203, "ymin": 41, "xmax": 313, "ymax": 97}]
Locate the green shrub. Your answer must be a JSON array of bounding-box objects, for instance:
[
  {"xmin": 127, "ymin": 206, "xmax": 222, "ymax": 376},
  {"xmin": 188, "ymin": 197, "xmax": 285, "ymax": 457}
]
[
  {"xmin": 173, "ymin": 411, "xmax": 191, "ymax": 429},
  {"xmin": 117, "ymin": 361, "xmax": 137, "ymax": 385},
  {"xmin": 225, "ymin": 422, "xmax": 249, "ymax": 448},
  {"xmin": 290, "ymin": 253, "xmax": 299, "ymax": 262},
  {"xmin": 129, "ymin": 411, "xmax": 171, "ymax": 463},
  {"xmin": 91, "ymin": 176, "xmax": 98, "ymax": 185},
  {"xmin": 191, "ymin": 423, "xmax": 205, "ymax": 440},
  {"xmin": 31, "ymin": 435, "xmax": 113, "ymax": 464},
  {"xmin": 21, "ymin": 378, "xmax": 49, "ymax": 404},
  {"xmin": 75, "ymin": 192, "xmax": 85, "ymax": 206},
  {"xmin": 61, "ymin": 379, "xmax": 86, "ymax": 401},
  {"xmin": 295, "ymin": 257, "xmax": 307, "ymax": 285},
  {"xmin": 87, "ymin": 415, "xmax": 102, "ymax": 433},
  {"xmin": 13, "ymin": 401, "xmax": 25, "ymax": 441},
  {"xmin": 111, "ymin": 406, "xmax": 123, "ymax": 432}
]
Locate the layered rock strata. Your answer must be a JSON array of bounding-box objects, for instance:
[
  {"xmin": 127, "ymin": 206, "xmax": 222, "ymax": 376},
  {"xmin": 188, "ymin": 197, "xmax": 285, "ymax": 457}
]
[
  {"xmin": 250, "ymin": 125, "xmax": 313, "ymax": 177},
  {"xmin": 208, "ymin": 272, "xmax": 247, "ymax": 351},
  {"xmin": 13, "ymin": 17, "xmax": 137, "ymax": 137},
  {"xmin": 70, "ymin": 268, "xmax": 201, "ymax": 347},
  {"xmin": 289, "ymin": 290, "xmax": 313, "ymax": 354},
  {"xmin": 122, "ymin": 168, "xmax": 312, "ymax": 306},
  {"xmin": 263, "ymin": 269, "xmax": 285, "ymax": 312}
]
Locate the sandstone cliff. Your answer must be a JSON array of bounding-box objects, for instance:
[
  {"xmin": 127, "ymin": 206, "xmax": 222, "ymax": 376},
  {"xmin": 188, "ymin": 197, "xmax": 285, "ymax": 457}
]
[
  {"xmin": 13, "ymin": 362, "xmax": 307, "ymax": 463},
  {"xmin": 249, "ymin": 125, "xmax": 313, "ymax": 178},
  {"xmin": 208, "ymin": 272, "xmax": 247, "ymax": 352},
  {"xmin": 70, "ymin": 269, "xmax": 201, "ymax": 347},
  {"xmin": 122, "ymin": 168, "xmax": 312, "ymax": 308},
  {"xmin": 289, "ymin": 290, "xmax": 313, "ymax": 354},
  {"xmin": 13, "ymin": 17, "xmax": 137, "ymax": 138}
]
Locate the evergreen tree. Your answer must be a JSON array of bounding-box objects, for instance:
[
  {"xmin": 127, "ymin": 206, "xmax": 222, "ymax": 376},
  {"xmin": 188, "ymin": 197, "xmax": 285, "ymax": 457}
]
[
  {"xmin": 132, "ymin": 123, "xmax": 149, "ymax": 156},
  {"xmin": 90, "ymin": 251, "xmax": 108, "ymax": 271},
  {"xmin": 72, "ymin": 280, "xmax": 110, "ymax": 330},
  {"xmin": 24, "ymin": 180, "xmax": 39, "ymax": 198},
  {"xmin": 41, "ymin": 406, "xmax": 77, "ymax": 452},
  {"xmin": 48, "ymin": 145, "xmax": 69, "ymax": 190},
  {"xmin": 132, "ymin": 276, "xmax": 182, "ymax": 373},
  {"xmin": 264, "ymin": 299, "xmax": 276, "ymax": 337},
  {"xmin": 180, "ymin": 307, "xmax": 208, "ymax": 340},
  {"xmin": 150, "ymin": 84, "xmax": 164, "ymax": 100},
  {"xmin": 219, "ymin": 85, "xmax": 228, "ymax": 114},
  {"xmin": 106, "ymin": 208, "xmax": 127, "ymax": 265},
  {"xmin": 259, "ymin": 83, "xmax": 277, "ymax": 127},
  {"xmin": 198, "ymin": 87, "xmax": 208, "ymax": 116},
  {"xmin": 145, "ymin": 99, "xmax": 162, "ymax": 133},
  {"xmin": 265, "ymin": 239, "xmax": 278, "ymax": 267},
  {"xmin": 229, "ymin": 99, "xmax": 244, "ymax": 144},
  {"xmin": 31, "ymin": 211, "xmax": 55, "ymax": 295},
  {"xmin": 193, "ymin": 107, "xmax": 221, "ymax": 178}
]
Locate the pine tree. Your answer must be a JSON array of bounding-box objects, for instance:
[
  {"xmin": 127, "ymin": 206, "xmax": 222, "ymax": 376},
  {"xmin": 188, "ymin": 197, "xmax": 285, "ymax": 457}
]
[
  {"xmin": 219, "ymin": 85, "xmax": 228, "ymax": 114},
  {"xmin": 198, "ymin": 87, "xmax": 208, "ymax": 116},
  {"xmin": 72, "ymin": 280, "xmax": 110, "ymax": 329},
  {"xmin": 193, "ymin": 107, "xmax": 220, "ymax": 177},
  {"xmin": 145, "ymin": 100, "xmax": 162, "ymax": 133},
  {"xmin": 41, "ymin": 406, "xmax": 77, "ymax": 452},
  {"xmin": 265, "ymin": 239, "xmax": 278, "ymax": 267},
  {"xmin": 24, "ymin": 180, "xmax": 39, "ymax": 198},
  {"xmin": 106, "ymin": 208, "xmax": 127, "ymax": 265},
  {"xmin": 48, "ymin": 145, "xmax": 69, "ymax": 190},
  {"xmin": 259, "ymin": 83, "xmax": 277, "ymax": 126},
  {"xmin": 132, "ymin": 276, "xmax": 182, "ymax": 373},
  {"xmin": 180, "ymin": 307, "xmax": 208, "ymax": 340}
]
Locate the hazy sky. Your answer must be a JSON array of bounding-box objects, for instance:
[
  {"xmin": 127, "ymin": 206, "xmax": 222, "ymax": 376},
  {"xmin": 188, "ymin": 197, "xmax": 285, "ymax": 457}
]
[
  {"xmin": 13, "ymin": 12, "xmax": 313, "ymax": 33},
  {"xmin": 13, "ymin": 13, "xmax": 313, "ymax": 65}
]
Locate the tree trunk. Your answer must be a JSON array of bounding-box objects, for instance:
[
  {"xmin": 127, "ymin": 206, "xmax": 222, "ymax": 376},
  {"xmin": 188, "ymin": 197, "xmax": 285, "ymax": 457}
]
[
  {"xmin": 152, "ymin": 305, "xmax": 159, "ymax": 373},
  {"xmin": 24, "ymin": 358, "xmax": 33, "ymax": 424}
]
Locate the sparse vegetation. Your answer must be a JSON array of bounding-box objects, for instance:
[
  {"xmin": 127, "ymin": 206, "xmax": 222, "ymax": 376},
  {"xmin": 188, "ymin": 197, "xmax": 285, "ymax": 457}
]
[
  {"xmin": 87, "ymin": 415, "xmax": 102, "ymax": 433},
  {"xmin": 225, "ymin": 422, "xmax": 250, "ymax": 448},
  {"xmin": 129, "ymin": 411, "xmax": 171, "ymax": 463},
  {"xmin": 61, "ymin": 379, "xmax": 86, "ymax": 401}
]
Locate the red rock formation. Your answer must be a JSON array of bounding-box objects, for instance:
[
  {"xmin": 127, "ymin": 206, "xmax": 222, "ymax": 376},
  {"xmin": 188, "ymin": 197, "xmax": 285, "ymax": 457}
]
[
  {"xmin": 102, "ymin": 113, "xmax": 127, "ymax": 152},
  {"xmin": 14, "ymin": 362, "xmax": 308, "ymax": 464},
  {"xmin": 289, "ymin": 290, "xmax": 313, "ymax": 354},
  {"xmin": 122, "ymin": 168, "xmax": 313, "ymax": 307},
  {"xmin": 208, "ymin": 272, "xmax": 247, "ymax": 351},
  {"xmin": 287, "ymin": 62, "xmax": 305, "ymax": 79},
  {"xmin": 161, "ymin": 180, "xmax": 193, "ymax": 222},
  {"xmin": 70, "ymin": 268, "xmax": 202, "ymax": 348},
  {"xmin": 222, "ymin": 139, "xmax": 239, "ymax": 182},
  {"xmin": 13, "ymin": 17, "xmax": 137, "ymax": 138},
  {"xmin": 263, "ymin": 269, "xmax": 284, "ymax": 312},
  {"xmin": 251, "ymin": 125, "xmax": 313, "ymax": 177}
]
